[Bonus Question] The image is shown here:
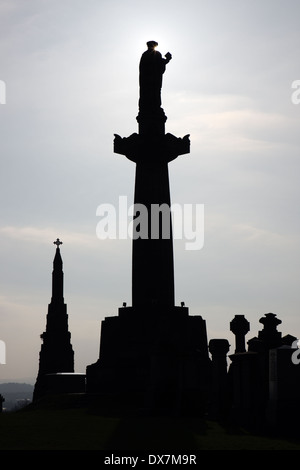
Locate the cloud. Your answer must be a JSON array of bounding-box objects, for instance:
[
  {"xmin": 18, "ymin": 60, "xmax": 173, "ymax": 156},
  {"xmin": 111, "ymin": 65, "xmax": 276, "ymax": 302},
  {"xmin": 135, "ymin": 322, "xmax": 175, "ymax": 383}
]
[
  {"xmin": 0, "ymin": 225, "xmax": 96, "ymax": 248},
  {"xmin": 233, "ymin": 223, "xmax": 290, "ymax": 246},
  {"xmin": 167, "ymin": 92, "xmax": 300, "ymax": 150}
]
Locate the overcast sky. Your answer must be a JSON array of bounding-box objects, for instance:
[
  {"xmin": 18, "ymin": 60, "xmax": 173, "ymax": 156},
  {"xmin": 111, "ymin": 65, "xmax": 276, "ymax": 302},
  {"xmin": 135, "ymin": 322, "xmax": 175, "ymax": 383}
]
[{"xmin": 0, "ymin": 0, "xmax": 299, "ymax": 383}]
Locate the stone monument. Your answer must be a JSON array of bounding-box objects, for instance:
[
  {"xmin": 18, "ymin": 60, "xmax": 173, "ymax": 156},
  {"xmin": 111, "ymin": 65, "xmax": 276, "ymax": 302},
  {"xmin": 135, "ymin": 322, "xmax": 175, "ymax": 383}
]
[
  {"xmin": 86, "ymin": 42, "xmax": 211, "ymax": 414},
  {"xmin": 228, "ymin": 313, "xmax": 300, "ymax": 429}
]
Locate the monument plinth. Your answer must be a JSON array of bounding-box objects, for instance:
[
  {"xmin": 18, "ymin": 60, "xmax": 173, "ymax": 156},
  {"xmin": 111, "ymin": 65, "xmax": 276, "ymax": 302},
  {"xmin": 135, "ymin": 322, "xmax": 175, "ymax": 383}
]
[{"xmin": 86, "ymin": 42, "xmax": 211, "ymax": 414}]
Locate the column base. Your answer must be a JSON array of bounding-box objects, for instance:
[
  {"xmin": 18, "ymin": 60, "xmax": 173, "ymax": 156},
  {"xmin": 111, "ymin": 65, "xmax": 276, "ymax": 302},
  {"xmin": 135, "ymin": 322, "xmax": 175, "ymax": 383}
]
[{"xmin": 86, "ymin": 305, "xmax": 211, "ymax": 415}]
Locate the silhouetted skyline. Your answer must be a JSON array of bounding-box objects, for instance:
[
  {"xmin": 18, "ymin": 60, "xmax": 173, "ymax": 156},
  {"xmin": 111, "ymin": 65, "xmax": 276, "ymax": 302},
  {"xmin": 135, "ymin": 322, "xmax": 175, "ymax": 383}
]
[{"xmin": 0, "ymin": 0, "xmax": 299, "ymax": 382}]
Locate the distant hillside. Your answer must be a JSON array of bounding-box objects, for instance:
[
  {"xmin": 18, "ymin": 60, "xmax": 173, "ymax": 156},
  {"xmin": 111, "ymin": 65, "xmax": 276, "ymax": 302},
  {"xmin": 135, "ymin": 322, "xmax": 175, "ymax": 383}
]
[{"xmin": 0, "ymin": 383, "xmax": 34, "ymax": 411}]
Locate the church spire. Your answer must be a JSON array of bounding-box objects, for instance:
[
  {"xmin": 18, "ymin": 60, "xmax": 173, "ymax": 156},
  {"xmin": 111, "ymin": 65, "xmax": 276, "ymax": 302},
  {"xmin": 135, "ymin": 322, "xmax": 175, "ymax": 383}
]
[
  {"xmin": 33, "ymin": 239, "xmax": 74, "ymax": 401},
  {"xmin": 51, "ymin": 238, "xmax": 64, "ymax": 303}
]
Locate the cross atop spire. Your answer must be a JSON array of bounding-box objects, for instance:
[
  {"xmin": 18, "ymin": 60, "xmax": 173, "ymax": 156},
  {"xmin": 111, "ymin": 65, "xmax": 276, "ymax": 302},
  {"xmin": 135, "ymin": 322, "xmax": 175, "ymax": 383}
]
[{"xmin": 53, "ymin": 238, "xmax": 63, "ymax": 248}]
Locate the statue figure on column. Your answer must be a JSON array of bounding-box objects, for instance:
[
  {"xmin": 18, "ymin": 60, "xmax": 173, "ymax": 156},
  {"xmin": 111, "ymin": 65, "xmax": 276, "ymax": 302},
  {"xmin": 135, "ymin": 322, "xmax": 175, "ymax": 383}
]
[{"xmin": 139, "ymin": 41, "xmax": 172, "ymax": 112}]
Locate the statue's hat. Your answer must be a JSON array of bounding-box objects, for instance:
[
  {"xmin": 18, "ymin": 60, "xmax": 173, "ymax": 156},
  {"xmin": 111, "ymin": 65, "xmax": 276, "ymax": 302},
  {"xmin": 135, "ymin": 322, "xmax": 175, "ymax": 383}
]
[{"xmin": 147, "ymin": 40, "xmax": 158, "ymax": 47}]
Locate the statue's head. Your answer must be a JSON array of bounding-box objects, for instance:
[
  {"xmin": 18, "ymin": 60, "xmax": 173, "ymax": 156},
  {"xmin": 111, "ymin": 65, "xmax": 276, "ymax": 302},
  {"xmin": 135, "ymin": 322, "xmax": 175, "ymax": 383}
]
[{"xmin": 147, "ymin": 41, "xmax": 158, "ymax": 49}]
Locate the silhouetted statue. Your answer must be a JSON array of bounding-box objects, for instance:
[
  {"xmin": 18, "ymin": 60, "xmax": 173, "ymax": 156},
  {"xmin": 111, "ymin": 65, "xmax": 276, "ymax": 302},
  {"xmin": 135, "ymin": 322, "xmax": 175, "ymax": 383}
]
[
  {"xmin": 88, "ymin": 42, "xmax": 208, "ymax": 419},
  {"xmin": 139, "ymin": 41, "xmax": 172, "ymax": 112}
]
